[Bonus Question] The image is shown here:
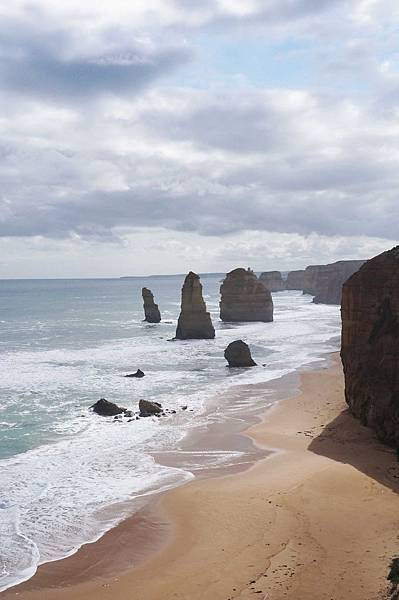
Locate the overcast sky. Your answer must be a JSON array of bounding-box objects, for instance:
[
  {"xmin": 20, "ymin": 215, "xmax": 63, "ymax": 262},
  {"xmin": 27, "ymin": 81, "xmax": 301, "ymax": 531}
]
[{"xmin": 1, "ymin": 0, "xmax": 398, "ymax": 277}]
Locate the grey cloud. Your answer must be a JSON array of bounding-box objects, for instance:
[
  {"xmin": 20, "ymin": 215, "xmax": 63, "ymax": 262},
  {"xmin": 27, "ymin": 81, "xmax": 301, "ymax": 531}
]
[
  {"xmin": 0, "ymin": 17, "xmax": 191, "ymax": 102},
  {"xmin": 171, "ymin": 0, "xmax": 347, "ymax": 27}
]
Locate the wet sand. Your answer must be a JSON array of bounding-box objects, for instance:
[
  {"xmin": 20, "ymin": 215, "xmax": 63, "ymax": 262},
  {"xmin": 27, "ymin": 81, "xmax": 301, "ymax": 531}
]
[{"xmin": 4, "ymin": 354, "xmax": 399, "ymax": 600}]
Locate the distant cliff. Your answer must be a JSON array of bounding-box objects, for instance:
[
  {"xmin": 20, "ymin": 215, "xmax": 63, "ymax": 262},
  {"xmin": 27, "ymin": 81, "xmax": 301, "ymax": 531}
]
[
  {"xmin": 259, "ymin": 271, "xmax": 285, "ymax": 292},
  {"xmin": 303, "ymin": 260, "xmax": 366, "ymax": 305},
  {"xmin": 285, "ymin": 270, "xmax": 305, "ymax": 290},
  {"xmin": 341, "ymin": 247, "xmax": 399, "ymax": 446}
]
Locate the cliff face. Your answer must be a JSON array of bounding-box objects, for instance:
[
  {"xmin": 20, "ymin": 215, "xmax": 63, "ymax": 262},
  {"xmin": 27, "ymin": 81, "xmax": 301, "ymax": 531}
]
[
  {"xmin": 303, "ymin": 260, "xmax": 365, "ymax": 304},
  {"xmin": 220, "ymin": 268, "xmax": 273, "ymax": 322},
  {"xmin": 142, "ymin": 287, "xmax": 161, "ymax": 323},
  {"xmin": 259, "ymin": 271, "xmax": 285, "ymax": 292},
  {"xmin": 341, "ymin": 247, "xmax": 399, "ymax": 446},
  {"xmin": 285, "ymin": 270, "xmax": 306, "ymax": 290},
  {"xmin": 175, "ymin": 272, "xmax": 215, "ymax": 340}
]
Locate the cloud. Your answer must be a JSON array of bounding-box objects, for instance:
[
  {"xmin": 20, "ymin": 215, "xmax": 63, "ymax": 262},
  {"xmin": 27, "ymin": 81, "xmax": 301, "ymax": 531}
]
[
  {"xmin": 1, "ymin": 84, "xmax": 399, "ymax": 242},
  {"xmin": 0, "ymin": 14, "xmax": 191, "ymax": 103},
  {"xmin": 0, "ymin": 0, "xmax": 398, "ymax": 278}
]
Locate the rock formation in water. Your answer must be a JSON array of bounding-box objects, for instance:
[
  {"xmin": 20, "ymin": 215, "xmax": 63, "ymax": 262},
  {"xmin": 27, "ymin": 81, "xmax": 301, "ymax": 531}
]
[
  {"xmin": 302, "ymin": 260, "xmax": 366, "ymax": 305},
  {"xmin": 91, "ymin": 398, "xmax": 127, "ymax": 416},
  {"xmin": 142, "ymin": 287, "xmax": 161, "ymax": 323},
  {"xmin": 285, "ymin": 270, "xmax": 306, "ymax": 290},
  {"xmin": 259, "ymin": 271, "xmax": 285, "ymax": 292},
  {"xmin": 220, "ymin": 268, "xmax": 273, "ymax": 322},
  {"xmin": 139, "ymin": 399, "xmax": 163, "ymax": 417},
  {"xmin": 341, "ymin": 246, "xmax": 399, "ymax": 446},
  {"xmin": 125, "ymin": 369, "xmax": 145, "ymax": 378},
  {"xmin": 175, "ymin": 272, "xmax": 215, "ymax": 339},
  {"xmin": 224, "ymin": 340, "xmax": 257, "ymax": 367}
]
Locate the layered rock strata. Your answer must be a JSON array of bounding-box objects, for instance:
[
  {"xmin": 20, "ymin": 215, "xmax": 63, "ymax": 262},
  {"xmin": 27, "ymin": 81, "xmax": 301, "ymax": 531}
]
[
  {"xmin": 259, "ymin": 271, "xmax": 285, "ymax": 292},
  {"xmin": 175, "ymin": 272, "xmax": 215, "ymax": 339},
  {"xmin": 224, "ymin": 340, "xmax": 257, "ymax": 367},
  {"xmin": 341, "ymin": 246, "xmax": 399, "ymax": 446},
  {"xmin": 303, "ymin": 260, "xmax": 366, "ymax": 304},
  {"xmin": 285, "ymin": 270, "xmax": 306, "ymax": 290},
  {"xmin": 220, "ymin": 268, "xmax": 273, "ymax": 322},
  {"xmin": 142, "ymin": 287, "xmax": 161, "ymax": 323}
]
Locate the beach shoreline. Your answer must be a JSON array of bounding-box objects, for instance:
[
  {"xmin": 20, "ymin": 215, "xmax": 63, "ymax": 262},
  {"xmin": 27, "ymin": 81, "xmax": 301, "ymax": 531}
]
[{"xmin": 4, "ymin": 353, "xmax": 399, "ymax": 599}]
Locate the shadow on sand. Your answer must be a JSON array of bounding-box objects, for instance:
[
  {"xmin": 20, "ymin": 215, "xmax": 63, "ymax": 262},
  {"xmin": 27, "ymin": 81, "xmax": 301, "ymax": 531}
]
[{"xmin": 308, "ymin": 407, "xmax": 399, "ymax": 495}]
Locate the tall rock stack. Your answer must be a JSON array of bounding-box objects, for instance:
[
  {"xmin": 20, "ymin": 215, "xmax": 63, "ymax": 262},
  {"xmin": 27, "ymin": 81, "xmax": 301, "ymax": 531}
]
[
  {"xmin": 259, "ymin": 271, "xmax": 285, "ymax": 292},
  {"xmin": 285, "ymin": 270, "xmax": 305, "ymax": 290},
  {"xmin": 142, "ymin": 288, "xmax": 161, "ymax": 323},
  {"xmin": 220, "ymin": 268, "xmax": 273, "ymax": 322},
  {"xmin": 175, "ymin": 272, "xmax": 215, "ymax": 340},
  {"xmin": 341, "ymin": 247, "xmax": 399, "ymax": 446}
]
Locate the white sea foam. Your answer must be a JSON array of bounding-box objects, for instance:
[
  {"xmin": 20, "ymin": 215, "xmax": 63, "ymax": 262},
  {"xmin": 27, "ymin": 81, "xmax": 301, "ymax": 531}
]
[{"xmin": 0, "ymin": 283, "xmax": 341, "ymax": 592}]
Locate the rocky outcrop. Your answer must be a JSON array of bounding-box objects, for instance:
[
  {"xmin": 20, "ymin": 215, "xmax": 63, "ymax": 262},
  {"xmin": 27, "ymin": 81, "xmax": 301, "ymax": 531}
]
[
  {"xmin": 341, "ymin": 246, "xmax": 399, "ymax": 446},
  {"xmin": 220, "ymin": 268, "xmax": 273, "ymax": 322},
  {"xmin": 224, "ymin": 340, "xmax": 257, "ymax": 367},
  {"xmin": 259, "ymin": 271, "xmax": 285, "ymax": 292},
  {"xmin": 91, "ymin": 398, "xmax": 127, "ymax": 416},
  {"xmin": 142, "ymin": 287, "xmax": 161, "ymax": 323},
  {"xmin": 125, "ymin": 369, "xmax": 145, "ymax": 378},
  {"xmin": 303, "ymin": 260, "xmax": 366, "ymax": 304},
  {"xmin": 139, "ymin": 399, "xmax": 163, "ymax": 417},
  {"xmin": 285, "ymin": 270, "xmax": 305, "ymax": 290},
  {"xmin": 175, "ymin": 272, "xmax": 215, "ymax": 339}
]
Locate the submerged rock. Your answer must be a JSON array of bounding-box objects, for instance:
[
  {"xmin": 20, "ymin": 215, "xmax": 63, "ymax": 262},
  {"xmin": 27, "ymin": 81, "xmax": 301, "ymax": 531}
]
[
  {"xmin": 341, "ymin": 246, "xmax": 399, "ymax": 446},
  {"xmin": 224, "ymin": 340, "xmax": 257, "ymax": 367},
  {"xmin": 259, "ymin": 271, "xmax": 285, "ymax": 292},
  {"xmin": 220, "ymin": 268, "xmax": 273, "ymax": 322},
  {"xmin": 139, "ymin": 399, "xmax": 163, "ymax": 417},
  {"xmin": 175, "ymin": 272, "xmax": 215, "ymax": 340},
  {"xmin": 142, "ymin": 287, "xmax": 161, "ymax": 323},
  {"xmin": 125, "ymin": 369, "xmax": 145, "ymax": 378},
  {"xmin": 91, "ymin": 398, "xmax": 127, "ymax": 417}
]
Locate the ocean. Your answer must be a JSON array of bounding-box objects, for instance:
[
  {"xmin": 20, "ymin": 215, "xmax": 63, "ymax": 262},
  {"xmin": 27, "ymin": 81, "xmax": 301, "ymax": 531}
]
[{"xmin": 0, "ymin": 275, "xmax": 341, "ymax": 592}]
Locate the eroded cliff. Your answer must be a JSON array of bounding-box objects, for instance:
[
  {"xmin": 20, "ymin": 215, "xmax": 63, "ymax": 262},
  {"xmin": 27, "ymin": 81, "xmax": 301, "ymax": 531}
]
[{"xmin": 341, "ymin": 247, "xmax": 399, "ymax": 446}]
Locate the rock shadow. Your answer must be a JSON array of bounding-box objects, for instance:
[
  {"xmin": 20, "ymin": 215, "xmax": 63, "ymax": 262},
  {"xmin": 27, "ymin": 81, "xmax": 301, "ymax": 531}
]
[{"xmin": 308, "ymin": 407, "xmax": 399, "ymax": 494}]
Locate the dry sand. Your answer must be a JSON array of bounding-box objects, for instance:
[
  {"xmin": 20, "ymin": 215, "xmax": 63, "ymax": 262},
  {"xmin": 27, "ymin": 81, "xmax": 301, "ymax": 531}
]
[{"xmin": 4, "ymin": 354, "xmax": 399, "ymax": 600}]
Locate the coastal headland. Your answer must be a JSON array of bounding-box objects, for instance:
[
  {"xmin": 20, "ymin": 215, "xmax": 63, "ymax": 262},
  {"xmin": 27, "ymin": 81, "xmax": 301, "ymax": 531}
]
[{"xmin": 5, "ymin": 354, "xmax": 399, "ymax": 600}]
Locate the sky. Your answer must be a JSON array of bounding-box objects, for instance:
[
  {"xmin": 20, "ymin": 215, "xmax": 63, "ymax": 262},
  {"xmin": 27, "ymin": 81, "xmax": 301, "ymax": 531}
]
[{"xmin": 1, "ymin": 0, "xmax": 398, "ymax": 277}]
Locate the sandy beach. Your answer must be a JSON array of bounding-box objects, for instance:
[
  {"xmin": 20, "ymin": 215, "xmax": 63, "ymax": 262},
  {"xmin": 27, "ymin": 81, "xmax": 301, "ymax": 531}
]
[{"xmin": 4, "ymin": 354, "xmax": 399, "ymax": 600}]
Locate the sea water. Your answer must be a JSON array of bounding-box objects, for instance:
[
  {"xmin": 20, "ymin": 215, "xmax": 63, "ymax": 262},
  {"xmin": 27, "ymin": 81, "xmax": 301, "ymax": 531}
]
[{"xmin": 0, "ymin": 275, "xmax": 341, "ymax": 591}]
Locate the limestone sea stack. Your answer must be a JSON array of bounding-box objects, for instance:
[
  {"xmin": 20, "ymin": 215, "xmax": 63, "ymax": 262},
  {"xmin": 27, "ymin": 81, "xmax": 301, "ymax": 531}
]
[
  {"xmin": 175, "ymin": 272, "xmax": 215, "ymax": 340},
  {"xmin": 259, "ymin": 271, "xmax": 285, "ymax": 292},
  {"xmin": 224, "ymin": 340, "xmax": 256, "ymax": 367},
  {"xmin": 303, "ymin": 260, "xmax": 366, "ymax": 304},
  {"xmin": 285, "ymin": 270, "xmax": 305, "ymax": 290},
  {"xmin": 142, "ymin": 287, "xmax": 161, "ymax": 323},
  {"xmin": 220, "ymin": 268, "xmax": 273, "ymax": 322},
  {"xmin": 341, "ymin": 247, "xmax": 399, "ymax": 446}
]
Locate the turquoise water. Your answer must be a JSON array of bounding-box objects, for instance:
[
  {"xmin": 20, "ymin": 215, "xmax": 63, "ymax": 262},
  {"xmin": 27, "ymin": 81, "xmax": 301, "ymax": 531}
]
[{"xmin": 0, "ymin": 276, "xmax": 341, "ymax": 591}]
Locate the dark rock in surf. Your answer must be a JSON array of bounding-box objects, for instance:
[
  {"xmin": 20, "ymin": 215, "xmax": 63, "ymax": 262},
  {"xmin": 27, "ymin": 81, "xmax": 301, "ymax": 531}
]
[
  {"xmin": 224, "ymin": 340, "xmax": 257, "ymax": 368},
  {"xmin": 91, "ymin": 398, "xmax": 127, "ymax": 417},
  {"xmin": 139, "ymin": 399, "xmax": 163, "ymax": 417},
  {"xmin": 125, "ymin": 369, "xmax": 145, "ymax": 378}
]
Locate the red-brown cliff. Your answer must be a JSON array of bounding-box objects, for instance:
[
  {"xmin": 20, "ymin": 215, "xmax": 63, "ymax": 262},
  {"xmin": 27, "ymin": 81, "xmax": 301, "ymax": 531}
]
[{"xmin": 341, "ymin": 247, "xmax": 399, "ymax": 446}]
